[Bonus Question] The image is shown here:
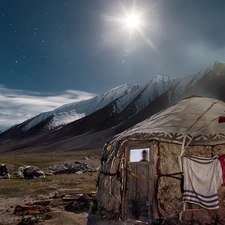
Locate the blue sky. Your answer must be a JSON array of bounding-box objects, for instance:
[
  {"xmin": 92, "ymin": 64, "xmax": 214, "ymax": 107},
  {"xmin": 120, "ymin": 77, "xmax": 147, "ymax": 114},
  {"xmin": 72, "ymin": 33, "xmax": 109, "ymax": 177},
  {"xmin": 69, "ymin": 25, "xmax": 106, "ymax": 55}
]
[{"xmin": 0, "ymin": 0, "xmax": 225, "ymax": 130}]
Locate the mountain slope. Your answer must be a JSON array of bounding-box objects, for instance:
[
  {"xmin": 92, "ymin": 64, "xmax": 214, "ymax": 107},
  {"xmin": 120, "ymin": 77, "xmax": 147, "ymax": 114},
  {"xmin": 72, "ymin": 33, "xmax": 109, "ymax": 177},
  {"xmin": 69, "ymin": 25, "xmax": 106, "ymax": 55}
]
[
  {"xmin": 20, "ymin": 83, "xmax": 142, "ymax": 132},
  {"xmin": 0, "ymin": 61, "xmax": 225, "ymax": 153}
]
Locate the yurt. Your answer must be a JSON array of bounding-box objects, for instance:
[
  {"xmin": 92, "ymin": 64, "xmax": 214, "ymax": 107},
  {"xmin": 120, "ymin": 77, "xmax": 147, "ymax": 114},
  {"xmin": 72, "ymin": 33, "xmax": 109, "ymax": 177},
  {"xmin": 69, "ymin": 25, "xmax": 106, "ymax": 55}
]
[{"xmin": 96, "ymin": 96, "xmax": 225, "ymax": 224}]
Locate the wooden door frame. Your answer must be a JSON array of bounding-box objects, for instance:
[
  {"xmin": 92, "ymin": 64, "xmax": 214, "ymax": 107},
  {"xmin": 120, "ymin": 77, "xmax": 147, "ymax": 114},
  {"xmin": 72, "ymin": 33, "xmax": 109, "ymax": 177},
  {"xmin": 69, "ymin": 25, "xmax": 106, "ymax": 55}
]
[{"xmin": 121, "ymin": 143, "xmax": 156, "ymax": 222}]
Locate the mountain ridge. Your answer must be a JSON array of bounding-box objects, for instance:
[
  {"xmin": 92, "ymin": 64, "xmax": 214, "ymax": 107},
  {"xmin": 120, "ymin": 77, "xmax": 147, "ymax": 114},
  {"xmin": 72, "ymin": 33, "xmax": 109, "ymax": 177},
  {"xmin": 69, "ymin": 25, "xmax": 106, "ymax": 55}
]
[{"xmin": 0, "ymin": 61, "xmax": 225, "ymax": 153}]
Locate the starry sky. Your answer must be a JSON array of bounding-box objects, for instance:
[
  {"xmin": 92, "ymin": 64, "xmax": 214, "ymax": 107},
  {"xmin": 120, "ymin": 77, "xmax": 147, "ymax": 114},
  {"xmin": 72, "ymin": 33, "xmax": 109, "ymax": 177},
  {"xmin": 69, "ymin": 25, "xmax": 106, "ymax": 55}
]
[{"xmin": 0, "ymin": 0, "xmax": 225, "ymax": 130}]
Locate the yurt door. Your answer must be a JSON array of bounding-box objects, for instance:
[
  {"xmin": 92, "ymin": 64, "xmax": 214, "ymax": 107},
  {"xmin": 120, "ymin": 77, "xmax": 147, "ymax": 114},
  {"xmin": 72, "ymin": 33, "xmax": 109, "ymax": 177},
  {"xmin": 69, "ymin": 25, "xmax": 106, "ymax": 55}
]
[{"xmin": 124, "ymin": 148, "xmax": 153, "ymax": 222}]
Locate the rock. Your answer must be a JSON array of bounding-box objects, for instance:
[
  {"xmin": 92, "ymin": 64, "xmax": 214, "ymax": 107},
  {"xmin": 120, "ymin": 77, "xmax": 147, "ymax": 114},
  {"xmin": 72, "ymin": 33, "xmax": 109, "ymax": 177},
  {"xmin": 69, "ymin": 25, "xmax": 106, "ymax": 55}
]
[
  {"xmin": 75, "ymin": 171, "xmax": 83, "ymax": 175},
  {"xmin": 45, "ymin": 172, "xmax": 54, "ymax": 176}
]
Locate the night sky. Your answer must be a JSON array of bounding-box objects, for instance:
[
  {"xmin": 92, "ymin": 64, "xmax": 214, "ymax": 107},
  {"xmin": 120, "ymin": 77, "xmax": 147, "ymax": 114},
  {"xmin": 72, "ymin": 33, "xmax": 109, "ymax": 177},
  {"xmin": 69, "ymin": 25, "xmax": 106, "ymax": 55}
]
[{"xmin": 0, "ymin": 0, "xmax": 225, "ymax": 130}]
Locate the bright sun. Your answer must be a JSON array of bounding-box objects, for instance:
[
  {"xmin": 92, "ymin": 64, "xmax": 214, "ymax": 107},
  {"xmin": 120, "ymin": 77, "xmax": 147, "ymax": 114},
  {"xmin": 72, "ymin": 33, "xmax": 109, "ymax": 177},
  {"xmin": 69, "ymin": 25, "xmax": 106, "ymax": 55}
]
[
  {"xmin": 124, "ymin": 13, "xmax": 141, "ymax": 29},
  {"xmin": 102, "ymin": 3, "xmax": 157, "ymax": 50}
]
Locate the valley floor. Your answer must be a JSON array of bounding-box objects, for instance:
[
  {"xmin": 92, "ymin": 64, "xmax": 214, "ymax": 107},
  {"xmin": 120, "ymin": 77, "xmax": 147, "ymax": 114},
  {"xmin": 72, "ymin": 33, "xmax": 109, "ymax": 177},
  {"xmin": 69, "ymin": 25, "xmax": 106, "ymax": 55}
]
[{"xmin": 0, "ymin": 150, "xmax": 101, "ymax": 225}]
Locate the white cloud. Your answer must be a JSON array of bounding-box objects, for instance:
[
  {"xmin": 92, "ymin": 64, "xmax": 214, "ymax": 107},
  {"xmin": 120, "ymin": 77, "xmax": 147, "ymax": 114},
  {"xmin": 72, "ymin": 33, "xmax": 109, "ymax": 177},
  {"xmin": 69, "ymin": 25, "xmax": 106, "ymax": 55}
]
[{"xmin": 0, "ymin": 85, "xmax": 96, "ymax": 131}]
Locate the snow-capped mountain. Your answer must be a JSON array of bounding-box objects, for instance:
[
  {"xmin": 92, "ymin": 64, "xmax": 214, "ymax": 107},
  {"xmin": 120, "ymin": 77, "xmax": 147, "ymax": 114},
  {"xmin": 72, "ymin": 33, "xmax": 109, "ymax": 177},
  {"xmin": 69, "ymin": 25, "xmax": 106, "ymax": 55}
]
[
  {"xmin": 126, "ymin": 74, "xmax": 178, "ymax": 113},
  {"xmin": 0, "ymin": 61, "xmax": 225, "ymax": 153},
  {"xmin": 20, "ymin": 83, "xmax": 142, "ymax": 131}
]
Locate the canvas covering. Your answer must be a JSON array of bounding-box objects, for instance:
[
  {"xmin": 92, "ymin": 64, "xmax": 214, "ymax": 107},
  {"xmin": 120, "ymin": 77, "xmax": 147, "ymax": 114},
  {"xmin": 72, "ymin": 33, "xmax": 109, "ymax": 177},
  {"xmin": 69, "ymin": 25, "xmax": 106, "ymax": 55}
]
[{"xmin": 115, "ymin": 97, "xmax": 225, "ymax": 146}]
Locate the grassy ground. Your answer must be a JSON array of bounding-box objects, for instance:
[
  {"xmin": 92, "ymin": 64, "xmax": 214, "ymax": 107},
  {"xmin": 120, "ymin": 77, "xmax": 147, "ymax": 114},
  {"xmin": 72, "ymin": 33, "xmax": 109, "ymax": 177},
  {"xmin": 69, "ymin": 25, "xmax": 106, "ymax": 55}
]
[
  {"xmin": 0, "ymin": 149, "xmax": 101, "ymax": 197},
  {"xmin": 0, "ymin": 149, "xmax": 101, "ymax": 169},
  {"xmin": 0, "ymin": 172, "xmax": 98, "ymax": 198}
]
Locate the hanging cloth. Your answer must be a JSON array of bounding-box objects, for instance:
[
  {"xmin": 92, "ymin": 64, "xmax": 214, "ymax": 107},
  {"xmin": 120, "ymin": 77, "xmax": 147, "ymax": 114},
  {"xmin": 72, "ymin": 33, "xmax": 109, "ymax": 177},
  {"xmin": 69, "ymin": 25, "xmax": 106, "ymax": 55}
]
[{"xmin": 182, "ymin": 155, "xmax": 223, "ymax": 210}]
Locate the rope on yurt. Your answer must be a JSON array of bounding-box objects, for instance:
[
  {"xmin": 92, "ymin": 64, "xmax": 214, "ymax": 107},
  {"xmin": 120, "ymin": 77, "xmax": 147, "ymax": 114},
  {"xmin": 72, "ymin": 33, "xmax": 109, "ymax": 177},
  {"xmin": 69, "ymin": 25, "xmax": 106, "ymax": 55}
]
[
  {"xmin": 184, "ymin": 117, "xmax": 219, "ymax": 149},
  {"xmin": 179, "ymin": 100, "xmax": 219, "ymax": 162},
  {"xmin": 178, "ymin": 100, "xmax": 219, "ymax": 220},
  {"xmin": 158, "ymin": 172, "xmax": 183, "ymax": 180}
]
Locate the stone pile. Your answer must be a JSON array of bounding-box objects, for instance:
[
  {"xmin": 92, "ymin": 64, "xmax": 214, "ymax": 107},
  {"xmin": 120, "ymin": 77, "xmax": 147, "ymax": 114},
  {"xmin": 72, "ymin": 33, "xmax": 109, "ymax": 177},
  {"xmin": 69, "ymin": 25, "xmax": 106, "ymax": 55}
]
[{"xmin": 47, "ymin": 161, "xmax": 97, "ymax": 175}]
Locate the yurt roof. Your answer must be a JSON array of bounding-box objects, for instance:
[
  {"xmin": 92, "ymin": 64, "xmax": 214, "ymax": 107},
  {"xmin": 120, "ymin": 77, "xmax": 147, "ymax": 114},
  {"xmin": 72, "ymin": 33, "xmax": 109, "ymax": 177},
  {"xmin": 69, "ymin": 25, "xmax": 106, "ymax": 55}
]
[{"xmin": 115, "ymin": 96, "xmax": 225, "ymax": 146}]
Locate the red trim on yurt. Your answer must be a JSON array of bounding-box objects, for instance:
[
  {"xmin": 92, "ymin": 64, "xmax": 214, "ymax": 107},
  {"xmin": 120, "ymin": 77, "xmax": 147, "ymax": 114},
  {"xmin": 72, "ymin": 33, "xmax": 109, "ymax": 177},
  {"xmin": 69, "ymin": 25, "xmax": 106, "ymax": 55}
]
[{"xmin": 219, "ymin": 116, "xmax": 225, "ymax": 123}]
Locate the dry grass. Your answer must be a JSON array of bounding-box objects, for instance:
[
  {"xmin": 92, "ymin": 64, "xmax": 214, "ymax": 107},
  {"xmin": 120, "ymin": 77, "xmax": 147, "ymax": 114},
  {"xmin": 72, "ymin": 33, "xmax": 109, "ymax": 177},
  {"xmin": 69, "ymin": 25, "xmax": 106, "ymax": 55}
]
[
  {"xmin": 0, "ymin": 149, "xmax": 101, "ymax": 198},
  {"xmin": 0, "ymin": 149, "xmax": 101, "ymax": 169},
  {"xmin": 0, "ymin": 172, "xmax": 98, "ymax": 198}
]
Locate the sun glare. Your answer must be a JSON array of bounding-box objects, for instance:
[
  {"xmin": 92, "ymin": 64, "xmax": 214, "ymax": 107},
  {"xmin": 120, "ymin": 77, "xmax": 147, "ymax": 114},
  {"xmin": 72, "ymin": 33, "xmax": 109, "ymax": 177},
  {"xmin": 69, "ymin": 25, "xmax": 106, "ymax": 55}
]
[
  {"xmin": 101, "ymin": 2, "xmax": 157, "ymax": 50},
  {"xmin": 124, "ymin": 13, "xmax": 141, "ymax": 29}
]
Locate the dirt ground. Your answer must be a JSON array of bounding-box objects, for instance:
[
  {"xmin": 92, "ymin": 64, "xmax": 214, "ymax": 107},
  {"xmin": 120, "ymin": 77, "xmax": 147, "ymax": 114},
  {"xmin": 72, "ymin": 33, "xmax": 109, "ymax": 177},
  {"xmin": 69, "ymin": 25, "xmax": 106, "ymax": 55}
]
[
  {"xmin": 0, "ymin": 194, "xmax": 139, "ymax": 225},
  {"xmin": 0, "ymin": 156, "xmax": 140, "ymax": 225},
  {"xmin": 0, "ymin": 157, "xmax": 100, "ymax": 225},
  {"xmin": 0, "ymin": 153, "xmax": 208, "ymax": 225}
]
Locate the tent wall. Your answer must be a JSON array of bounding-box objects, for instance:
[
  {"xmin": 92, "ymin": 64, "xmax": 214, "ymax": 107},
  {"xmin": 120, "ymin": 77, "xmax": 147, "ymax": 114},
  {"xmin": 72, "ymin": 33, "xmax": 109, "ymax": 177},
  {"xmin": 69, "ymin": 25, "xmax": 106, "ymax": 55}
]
[
  {"xmin": 156, "ymin": 143, "xmax": 213, "ymax": 217},
  {"xmin": 96, "ymin": 140, "xmax": 225, "ymax": 224},
  {"xmin": 157, "ymin": 142, "xmax": 225, "ymax": 224},
  {"xmin": 181, "ymin": 144, "xmax": 225, "ymax": 224},
  {"xmin": 157, "ymin": 142, "xmax": 183, "ymax": 218},
  {"xmin": 96, "ymin": 141, "xmax": 123, "ymax": 218}
]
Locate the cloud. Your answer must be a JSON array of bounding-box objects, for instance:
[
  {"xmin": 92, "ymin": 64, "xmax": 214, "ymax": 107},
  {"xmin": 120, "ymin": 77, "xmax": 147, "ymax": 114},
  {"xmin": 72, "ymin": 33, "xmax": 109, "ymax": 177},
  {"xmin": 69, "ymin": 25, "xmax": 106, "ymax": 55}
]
[{"xmin": 0, "ymin": 85, "xmax": 96, "ymax": 131}]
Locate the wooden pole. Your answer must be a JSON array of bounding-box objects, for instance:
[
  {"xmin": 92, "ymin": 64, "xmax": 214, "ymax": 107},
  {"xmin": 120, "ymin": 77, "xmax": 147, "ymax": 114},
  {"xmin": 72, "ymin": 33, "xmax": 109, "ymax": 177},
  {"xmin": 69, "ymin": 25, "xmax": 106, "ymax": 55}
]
[
  {"xmin": 121, "ymin": 146, "xmax": 128, "ymax": 220},
  {"xmin": 148, "ymin": 145, "xmax": 152, "ymax": 223}
]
